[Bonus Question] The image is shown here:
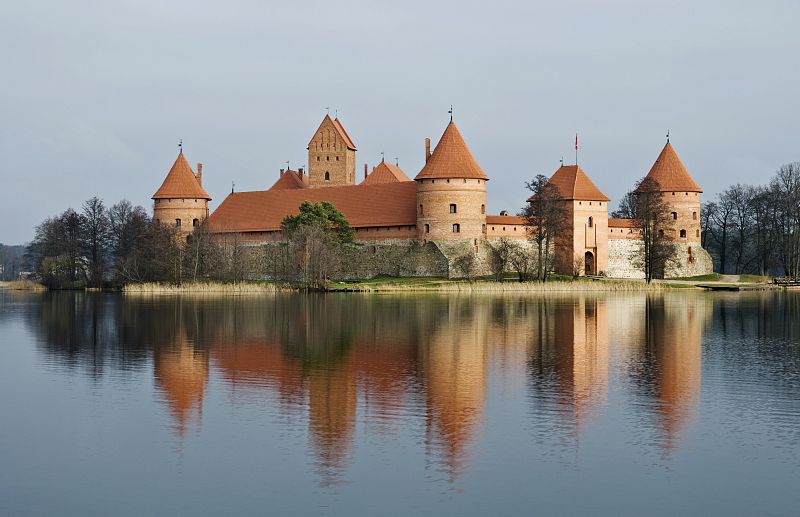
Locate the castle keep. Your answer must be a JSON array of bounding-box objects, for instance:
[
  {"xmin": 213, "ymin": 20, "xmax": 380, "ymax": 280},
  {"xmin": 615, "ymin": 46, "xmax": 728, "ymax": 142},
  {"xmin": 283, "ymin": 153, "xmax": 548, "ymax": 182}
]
[{"xmin": 152, "ymin": 114, "xmax": 712, "ymax": 279}]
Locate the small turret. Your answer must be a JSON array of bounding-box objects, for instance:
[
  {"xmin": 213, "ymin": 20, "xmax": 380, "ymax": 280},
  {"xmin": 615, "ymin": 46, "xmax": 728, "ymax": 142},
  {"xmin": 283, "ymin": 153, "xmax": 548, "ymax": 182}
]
[
  {"xmin": 152, "ymin": 151, "xmax": 211, "ymax": 234},
  {"xmin": 414, "ymin": 121, "xmax": 488, "ymax": 241}
]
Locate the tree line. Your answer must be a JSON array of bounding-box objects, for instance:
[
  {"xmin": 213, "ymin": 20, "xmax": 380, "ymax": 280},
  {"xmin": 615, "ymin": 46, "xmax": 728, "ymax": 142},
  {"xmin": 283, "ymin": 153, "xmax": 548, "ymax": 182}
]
[
  {"xmin": 23, "ymin": 197, "xmax": 356, "ymax": 289},
  {"xmin": 701, "ymin": 162, "xmax": 800, "ymax": 276}
]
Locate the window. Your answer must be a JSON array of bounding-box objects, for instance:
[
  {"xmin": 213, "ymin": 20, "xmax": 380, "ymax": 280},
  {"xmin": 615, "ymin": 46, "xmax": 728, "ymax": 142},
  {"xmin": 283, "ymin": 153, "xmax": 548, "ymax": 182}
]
[
  {"xmin": 316, "ymin": 156, "xmax": 320, "ymax": 161},
  {"xmin": 482, "ymin": 224, "xmax": 486, "ymax": 232},
  {"xmin": 419, "ymin": 204, "xmax": 424, "ymax": 215},
  {"xmin": 326, "ymin": 156, "xmax": 330, "ymax": 161},
  {"xmin": 452, "ymin": 224, "xmax": 460, "ymax": 233},
  {"xmin": 325, "ymin": 171, "xmax": 330, "ymax": 180},
  {"xmin": 658, "ymin": 229, "xmax": 664, "ymax": 237},
  {"xmin": 588, "ymin": 216, "xmax": 593, "ymax": 227},
  {"xmin": 693, "ymin": 211, "xmax": 698, "ymax": 220},
  {"xmin": 192, "ymin": 219, "xmax": 199, "ymax": 227},
  {"xmin": 481, "ymin": 204, "xmax": 485, "ymax": 214},
  {"xmin": 680, "ymin": 229, "xmax": 687, "ymax": 238},
  {"xmin": 450, "ymin": 204, "xmax": 457, "ymax": 214},
  {"xmin": 696, "ymin": 229, "xmax": 700, "ymax": 237},
  {"xmin": 672, "ymin": 212, "xmax": 678, "ymax": 220},
  {"xmin": 175, "ymin": 219, "xmax": 181, "ymax": 227},
  {"xmin": 424, "ymin": 224, "xmax": 430, "ymax": 233},
  {"xmin": 336, "ymin": 156, "xmax": 340, "ymax": 161}
]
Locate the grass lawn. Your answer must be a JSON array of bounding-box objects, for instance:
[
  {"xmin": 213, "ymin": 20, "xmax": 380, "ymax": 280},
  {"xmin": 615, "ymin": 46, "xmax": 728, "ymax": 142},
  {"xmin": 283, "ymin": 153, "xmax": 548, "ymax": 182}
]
[{"xmin": 668, "ymin": 273, "xmax": 721, "ymax": 281}]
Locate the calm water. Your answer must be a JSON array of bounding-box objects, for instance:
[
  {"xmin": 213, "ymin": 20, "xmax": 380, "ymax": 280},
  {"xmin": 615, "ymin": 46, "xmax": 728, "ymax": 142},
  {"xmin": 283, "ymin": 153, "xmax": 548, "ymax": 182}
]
[{"xmin": 1, "ymin": 291, "xmax": 799, "ymax": 516}]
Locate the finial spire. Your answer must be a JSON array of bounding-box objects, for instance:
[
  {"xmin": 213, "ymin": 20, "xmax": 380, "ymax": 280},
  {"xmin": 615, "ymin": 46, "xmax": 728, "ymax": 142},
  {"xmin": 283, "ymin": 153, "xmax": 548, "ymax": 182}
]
[
  {"xmin": 560, "ymin": 157, "xmax": 564, "ymax": 166},
  {"xmin": 285, "ymin": 160, "xmax": 290, "ymax": 171},
  {"xmin": 448, "ymin": 105, "xmax": 453, "ymax": 122},
  {"xmin": 325, "ymin": 106, "xmax": 330, "ymax": 115},
  {"xmin": 178, "ymin": 139, "xmax": 183, "ymax": 154},
  {"xmin": 395, "ymin": 156, "xmax": 399, "ymax": 166},
  {"xmin": 380, "ymin": 152, "xmax": 385, "ymax": 163},
  {"xmin": 666, "ymin": 130, "xmax": 670, "ymax": 144},
  {"xmin": 231, "ymin": 181, "xmax": 235, "ymax": 194},
  {"xmin": 335, "ymin": 108, "xmax": 339, "ymax": 118}
]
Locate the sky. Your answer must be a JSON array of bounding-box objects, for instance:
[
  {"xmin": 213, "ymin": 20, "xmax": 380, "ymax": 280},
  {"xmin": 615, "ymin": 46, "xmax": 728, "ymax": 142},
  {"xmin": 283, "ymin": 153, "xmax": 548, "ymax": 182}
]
[{"xmin": 1, "ymin": 0, "xmax": 799, "ymax": 244}]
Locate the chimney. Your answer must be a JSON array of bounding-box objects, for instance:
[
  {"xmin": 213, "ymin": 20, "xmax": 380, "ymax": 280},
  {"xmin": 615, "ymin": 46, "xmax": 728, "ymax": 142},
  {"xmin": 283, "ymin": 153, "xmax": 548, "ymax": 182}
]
[
  {"xmin": 364, "ymin": 163, "xmax": 368, "ymax": 180},
  {"xmin": 196, "ymin": 163, "xmax": 203, "ymax": 185},
  {"xmin": 299, "ymin": 167, "xmax": 304, "ymax": 175},
  {"xmin": 425, "ymin": 138, "xmax": 431, "ymax": 163}
]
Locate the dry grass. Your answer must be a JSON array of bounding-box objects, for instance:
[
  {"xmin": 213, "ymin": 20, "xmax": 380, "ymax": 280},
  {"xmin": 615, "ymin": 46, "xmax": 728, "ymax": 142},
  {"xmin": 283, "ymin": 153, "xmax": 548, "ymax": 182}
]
[
  {"xmin": 123, "ymin": 281, "xmax": 285, "ymax": 295},
  {"xmin": 0, "ymin": 280, "xmax": 47, "ymax": 291},
  {"xmin": 331, "ymin": 279, "xmax": 667, "ymax": 293}
]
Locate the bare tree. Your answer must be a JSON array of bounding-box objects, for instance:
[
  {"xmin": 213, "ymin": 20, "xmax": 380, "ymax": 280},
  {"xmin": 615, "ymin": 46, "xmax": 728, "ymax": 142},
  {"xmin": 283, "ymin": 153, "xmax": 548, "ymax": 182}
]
[
  {"xmin": 486, "ymin": 238, "xmax": 514, "ymax": 281},
  {"xmin": 523, "ymin": 175, "xmax": 570, "ymax": 282},
  {"xmin": 453, "ymin": 251, "xmax": 478, "ymax": 281},
  {"xmin": 631, "ymin": 177, "xmax": 679, "ymax": 283},
  {"xmin": 611, "ymin": 189, "xmax": 637, "ymax": 219},
  {"xmin": 508, "ymin": 242, "xmax": 533, "ymax": 282}
]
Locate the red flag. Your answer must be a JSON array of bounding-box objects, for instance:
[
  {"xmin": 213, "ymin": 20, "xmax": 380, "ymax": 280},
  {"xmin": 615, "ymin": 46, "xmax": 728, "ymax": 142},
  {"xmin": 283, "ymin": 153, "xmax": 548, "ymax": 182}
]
[{"xmin": 575, "ymin": 133, "xmax": 579, "ymax": 150}]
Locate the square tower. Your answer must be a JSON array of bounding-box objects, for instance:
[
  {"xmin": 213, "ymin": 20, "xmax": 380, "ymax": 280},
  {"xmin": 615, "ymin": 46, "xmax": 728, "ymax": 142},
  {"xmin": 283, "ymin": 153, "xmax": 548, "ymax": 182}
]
[{"xmin": 307, "ymin": 115, "xmax": 357, "ymax": 188}]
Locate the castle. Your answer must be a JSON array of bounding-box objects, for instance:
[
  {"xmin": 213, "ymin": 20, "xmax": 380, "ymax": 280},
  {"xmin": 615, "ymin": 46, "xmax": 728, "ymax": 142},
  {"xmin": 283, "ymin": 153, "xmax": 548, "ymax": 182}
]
[{"xmin": 151, "ymin": 114, "xmax": 712, "ymax": 278}]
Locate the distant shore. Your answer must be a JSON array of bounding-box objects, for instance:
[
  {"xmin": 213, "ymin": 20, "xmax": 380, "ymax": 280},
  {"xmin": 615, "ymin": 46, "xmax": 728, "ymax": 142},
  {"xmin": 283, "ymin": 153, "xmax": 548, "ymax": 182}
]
[{"xmin": 2, "ymin": 274, "xmax": 787, "ymax": 294}]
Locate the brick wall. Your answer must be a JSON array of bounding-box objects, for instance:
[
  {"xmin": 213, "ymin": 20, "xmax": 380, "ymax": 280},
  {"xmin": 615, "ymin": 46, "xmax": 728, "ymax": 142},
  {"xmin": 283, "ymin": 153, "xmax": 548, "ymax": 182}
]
[
  {"xmin": 416, "ymin": 178, "xmax": 487, "ymax": 241},
  {"xmin": 153, "ymin": 198, "xmax": 209, "ymax": 235}
]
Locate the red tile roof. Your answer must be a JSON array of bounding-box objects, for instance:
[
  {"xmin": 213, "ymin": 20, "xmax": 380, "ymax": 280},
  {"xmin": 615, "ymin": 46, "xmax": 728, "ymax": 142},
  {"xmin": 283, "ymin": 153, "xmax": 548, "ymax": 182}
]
[
  {"xmin": 333, "ymin": 117, "xmax": 356, "ymax": 150},
  {"xmin": 641, "ymin": 143, "xmax": 702, "ymax": 192},
  {"xmin": 208, "ymin": 181, "xmax": 417, "ymax": 233},
  {"xmin": 414, "ymin": 122, "xmax": 488, "ymax": 180},
  {"xmin": 608, "ymin": 218, "xmax": 636, "ymax": 228},
  {"xmin": 486, "ymin": 215, "xmax": 526, "ymax": 225},
  {"xmin": 547, "ymin": 165, "xmax": 609, "ymax": 201},
  {"xmin": 361, "ymin": 161, "xmax": 411, "ymax": 185},
  {"xmin": 152, "ymin": 152, "xmax": 211, "ymax": 200},
  {"xmin": 268, "ymin": 170, "xmax": 309, "ymax": 190}
]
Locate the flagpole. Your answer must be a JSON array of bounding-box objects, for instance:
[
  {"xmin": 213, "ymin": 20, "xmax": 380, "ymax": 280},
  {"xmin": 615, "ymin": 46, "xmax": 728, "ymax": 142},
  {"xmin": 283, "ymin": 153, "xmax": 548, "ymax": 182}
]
[{"xmin": 575, "ymin": 133, "xmax": 578, "ymax": 166}]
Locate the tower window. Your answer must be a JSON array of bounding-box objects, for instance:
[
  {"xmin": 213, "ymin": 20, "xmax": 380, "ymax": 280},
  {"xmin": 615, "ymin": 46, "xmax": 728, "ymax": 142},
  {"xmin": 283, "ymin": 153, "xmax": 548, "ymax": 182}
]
[
  {"xmin": 424, "ymin": 224, "xmax": 430, "ymax": 233},
  {"xmin": 696, "ymin": 229, "xmax": 700, "ymax": 237},
  {"xmin": 658, "ymin": 229, "xmax": 664, "ymax": 237},
  {"xmin": 336, "ymin": 156, "xmax": 339, "ymax": 161},
  {"xmin": 693, "ymin": 211, "xmax": 698, "ymax": 220},
  {"xmin": 452, "ymin": 223, "xmax": 460, "ymax": 233},
  {"xmin": 588, "ymin": 216, "xmax": 593, "ymax": 227},
  {"xmin": 193, "ymin": 219, "xmax": 199, "ymax": 227},
  {"xmin": 326, "ymin": 156, "xmax": 330, "ymax": 161},
  {"xmin": 680, "ymin": 229, "xmax": 687, "ymax": 238},
  {"xmin": 316, "ymin": 156, "xmax": 320, "ymax": 161},
  {"xmin": 325, "ymin": 171, "xmax": 330, "ymax": 181},
  {"xmin": 450, "ymin": 204, "xmax": 457, "ymax": 214},
  {"xmin": 175, "ymin": 219, "xmax": 181, "ymax": 227},
  {"xmin": 672, "ymin": 212, "xmax": 678, "ymax": 220},
  {"xmin": 481, "ymin": 204, "xmax": 485, "ymax": 214},
  {"xmin": 419, "ymin": 204, "xmax": 424, "ymax": 215}
]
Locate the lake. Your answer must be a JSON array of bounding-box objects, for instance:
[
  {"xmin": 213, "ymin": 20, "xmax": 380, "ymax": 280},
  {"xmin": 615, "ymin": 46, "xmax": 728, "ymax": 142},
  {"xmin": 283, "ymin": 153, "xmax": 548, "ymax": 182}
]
[{"xmin": 1, "ymin": 290, "xmax": 798, "ymax": 516}]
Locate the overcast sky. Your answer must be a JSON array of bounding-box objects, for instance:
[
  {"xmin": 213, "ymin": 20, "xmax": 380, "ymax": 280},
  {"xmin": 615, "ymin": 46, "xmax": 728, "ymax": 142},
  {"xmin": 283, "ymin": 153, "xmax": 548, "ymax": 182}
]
[{"xmin": 1, "ymin": 0, "xmax": 798, "ymax": 243}]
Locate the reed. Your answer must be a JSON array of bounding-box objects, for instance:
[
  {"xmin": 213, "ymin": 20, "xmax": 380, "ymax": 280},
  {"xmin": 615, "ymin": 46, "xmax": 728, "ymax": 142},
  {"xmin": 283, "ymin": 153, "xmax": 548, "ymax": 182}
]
[
  {"xmin": 0, "ymin": 280, "xmax": 47, "ymax": 291},
  {"xmin": 123, "ymin": 281, "xmax": 285, "ymax": 295},
  {"xmin": 330, "ymin": 279, "xmax": 669, "ymax": 293}
]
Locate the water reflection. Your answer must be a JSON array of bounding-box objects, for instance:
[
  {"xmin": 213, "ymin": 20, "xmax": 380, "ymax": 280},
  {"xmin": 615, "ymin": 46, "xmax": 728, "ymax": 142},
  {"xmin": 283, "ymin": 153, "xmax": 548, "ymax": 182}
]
[{"xmin": 18, "ymin": 291, "xmax": 799, "ymax": 487}]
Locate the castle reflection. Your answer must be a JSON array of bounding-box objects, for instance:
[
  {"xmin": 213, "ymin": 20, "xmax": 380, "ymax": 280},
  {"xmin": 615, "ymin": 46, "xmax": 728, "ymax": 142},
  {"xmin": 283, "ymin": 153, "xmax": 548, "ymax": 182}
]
[{"xmin": 26, "ymin": 291, "xmax": 717, "ymax": 483}]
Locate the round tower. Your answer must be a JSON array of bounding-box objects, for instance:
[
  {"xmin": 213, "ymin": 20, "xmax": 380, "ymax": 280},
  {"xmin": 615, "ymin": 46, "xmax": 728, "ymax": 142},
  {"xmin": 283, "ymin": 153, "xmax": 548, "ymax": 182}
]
[
  {"xmin": 152, "ymin": 151, "xmax": 212, "ymax": 235},
  {"xmin": 414, "ymin": 122, "xmax": 488, "ymax": 241},
  {"xmin": 640, "ymin": 141, "xmax": 702, "ymax": 244}
]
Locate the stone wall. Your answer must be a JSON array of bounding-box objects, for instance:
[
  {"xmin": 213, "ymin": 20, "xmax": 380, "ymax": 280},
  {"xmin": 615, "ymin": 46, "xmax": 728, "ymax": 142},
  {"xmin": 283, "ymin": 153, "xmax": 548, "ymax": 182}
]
[
  {"xmin": 607, "ymin": 238, "xmax": 714, "ymax": 279},
  {"xmin": 243, "ymin": 239, "xmax": 450, "ymax": 281}
]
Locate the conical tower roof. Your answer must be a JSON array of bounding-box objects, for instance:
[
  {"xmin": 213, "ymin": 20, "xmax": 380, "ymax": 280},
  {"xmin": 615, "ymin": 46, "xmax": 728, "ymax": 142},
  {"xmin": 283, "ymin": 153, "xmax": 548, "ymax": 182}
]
[
  {"xmin": 641, "ymin": 142, "xmax": 701, "ymax": 192},
  {"xmin": 414, "ymin": 122, "xmax": 488, "ymax": 181},
  {"xmin": 152, "ymin": 152, "xmax": 211, "ymax": 200},
  {"xmin": 547, "ymin": 165, "xmax": 609, "ymax": 201}
]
